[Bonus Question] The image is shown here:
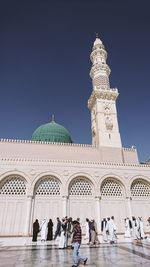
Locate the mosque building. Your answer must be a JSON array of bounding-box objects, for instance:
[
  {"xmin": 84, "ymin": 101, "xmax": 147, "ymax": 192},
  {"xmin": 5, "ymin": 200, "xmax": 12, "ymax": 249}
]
[{"xmin": 0, "ymin": 36, "xmax": 150, "ymax": 237}]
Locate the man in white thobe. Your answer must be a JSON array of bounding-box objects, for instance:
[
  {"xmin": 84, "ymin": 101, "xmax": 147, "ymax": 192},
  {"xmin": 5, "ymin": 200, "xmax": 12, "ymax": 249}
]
[
  {"xmin": 40, "ymin": 219, "xmax": 48, "ymax": 241},
  {"xmin": 85, "ymin": 218, "xmax": 89, "ymax": 240},
  {"xmin": 124, "ymin": 217, "xmax": 132, "ymax": 238},
  {"xmin": 59, "ymin": 218, "xmax": 66, "ymax": 249},
  {"xmin": 138, "ymin": 217, "xmax": 147, "ymax": 239},
  {"xmin": 107, "ymin": 216, "xmax": 116, "ymax": 244},
  {"xmin": 101, "ymin": 218, "xmax": 107, "ymax": 242},
  {"xmin": 132, "ymin": 216, "xmax": 140, "ymax": 240}
]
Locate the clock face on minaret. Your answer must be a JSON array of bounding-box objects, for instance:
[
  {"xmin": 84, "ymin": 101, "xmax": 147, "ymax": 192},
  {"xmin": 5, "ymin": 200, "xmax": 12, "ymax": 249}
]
[{"xmin": 88, "ymin": 36, "xmax": 122, "ymax": 148}]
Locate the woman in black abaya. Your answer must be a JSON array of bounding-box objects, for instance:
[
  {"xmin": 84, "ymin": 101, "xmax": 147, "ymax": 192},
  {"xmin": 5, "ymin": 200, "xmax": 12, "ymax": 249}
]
[
  {"xmin": 32, "ymin": 219, "xmax": 40, "ymax": 242},
  {"xmin": 47, "ymin": 219, "xmax": 54, "ymax": 240}
]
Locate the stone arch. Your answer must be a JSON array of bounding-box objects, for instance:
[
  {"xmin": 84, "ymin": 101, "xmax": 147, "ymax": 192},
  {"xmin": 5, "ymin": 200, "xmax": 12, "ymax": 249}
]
[
  {"xmin": 130, "ymin": 178, "xmax": 150, "ymax": 197},
  {"xmin": 67, "ymin": 173, "xmax": 95, "ymax": 196},
  {"xmin": 129, "ymin": 175, "xmax": 150, "ymax": 190},
  {"xmin": 69, "ymin": 178, "xmax": 92, "ymax": 196},
  {"xmin": 32, "ymin": 173, "xmax": 63, "ymax": 228},
  {"xmin": 0, "ymin": 174, "xmax": 27, "ymax": 195},
  {"xmin": 68, "ymin": 174, "xmax": 95, "ymax": 227},
  {"xmin": 99, "ymin": 175, "xmax": 127, "ymax": 233},
  {"xmin": 33, "ymin": 175, "xmax": 62, "ymax": 196},
  {"xmin": 0, "ymin": 170, "xmax": 30, "ymax": 185},
  {"xmin": 129, "ymin": 176, "xmax": 150, "ymax": 231},
  {"xmin": 31, "ymin": 171, "xmax": 63, "ymax": 196},
  {"xmin": 0, "ymin": 173, "xmax": 28, "ymax": 235},
  {"xmin": 99, "ymin": 174, "xmax": 126, "ymax": 197}
]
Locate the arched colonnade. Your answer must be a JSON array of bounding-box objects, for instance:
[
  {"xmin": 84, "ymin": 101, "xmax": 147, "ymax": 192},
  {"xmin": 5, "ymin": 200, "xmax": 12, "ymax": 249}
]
[{"xmin": 0, "ymin": 172, "xmax": 150, "ymax": 236}]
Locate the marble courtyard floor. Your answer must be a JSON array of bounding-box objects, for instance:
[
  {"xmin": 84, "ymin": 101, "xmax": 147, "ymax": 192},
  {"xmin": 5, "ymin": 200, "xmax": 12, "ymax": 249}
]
[{"xmin": 0, "ymin": 241, "xmax": 150, "ymax": 267}]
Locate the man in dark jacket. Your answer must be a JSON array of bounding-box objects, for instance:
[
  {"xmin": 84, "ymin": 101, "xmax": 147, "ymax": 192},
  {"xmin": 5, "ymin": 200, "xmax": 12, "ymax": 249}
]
[
  {"xmin": 71, "ymin": 220, "xmax": 88, "ymax": 267},
  {"xmin": 54, "ymin": 217, "xmax": 61, "ymax": 240}
]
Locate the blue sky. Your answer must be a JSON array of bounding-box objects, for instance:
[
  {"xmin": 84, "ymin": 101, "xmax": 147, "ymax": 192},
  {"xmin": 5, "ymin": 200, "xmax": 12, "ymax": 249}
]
[{"xmin": 0, "ymin": 0, "xmax": 149, "ymax": 162}]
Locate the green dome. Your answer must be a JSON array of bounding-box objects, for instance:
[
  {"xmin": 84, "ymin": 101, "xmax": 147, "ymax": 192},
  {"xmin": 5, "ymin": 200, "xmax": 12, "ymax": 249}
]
[{"xmin": 31, "ymin": 121, "xmax": 72, "ymax": 143}]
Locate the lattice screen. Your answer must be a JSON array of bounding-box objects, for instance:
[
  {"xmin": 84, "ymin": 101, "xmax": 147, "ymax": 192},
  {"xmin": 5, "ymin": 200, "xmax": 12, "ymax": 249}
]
[
  {"xmin": 35, "ymin": 178, "xmax": 60, "ymax": 195},
  {"xmin": 131, "ymin": 180, "xmax": 150, "ymax": 197},
  {"xmin": 0, "ymin": 177, "xmax": 26, "ymax": 195},
  {"xmin": 69, "ymin": 178, "xmax": 92, "ymax": 196},
  {"xmin": 101, "ymin": 179, "xmax": 123, "ymax": 197},
  {"xmin": 94, "ymin": 76, "xmax": 110, "ymax": 88}
]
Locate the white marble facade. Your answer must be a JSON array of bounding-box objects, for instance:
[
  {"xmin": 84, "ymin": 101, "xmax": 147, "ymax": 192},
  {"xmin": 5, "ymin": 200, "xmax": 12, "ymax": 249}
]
[
  {"xmin": 0, "ymin": 140, "xmax": 150, "ymax": 236},
  {"xmin": 0, "ymin": 36, "xmax": 150, "ymax": 237}
]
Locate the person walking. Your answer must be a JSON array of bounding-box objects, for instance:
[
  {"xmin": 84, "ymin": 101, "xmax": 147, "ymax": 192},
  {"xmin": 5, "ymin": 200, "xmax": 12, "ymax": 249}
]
[
  {"xmin": 59, "ymin": 218, "xmax": 67, "ymax": 249},
  {"xmin": 66, "ymin": 217, "xmax": 73, "ymax": 248},
  {"xmin": 106, "ymin": 216, "xmax": 116, "ymax": 244},
  {"xmin": 47, "ymin": 219, "xmax": 53, "ymax": 241},
  {"xmin": 101, "ymin": 218, "xmax": 108, "ymax": 242},
  {"xmin": 132, "ymin": 216, "xmax": 140, "ymax": 241},
  {"xmin": 138, "ymin": 217, "xmax": 147, "ymax": 239},
  {"xmin": 40, "ymin": 219, "xmax": 48, "ymax": 242},
  {"xmin": 85, "ymin": 218, "xmax": 89, "ymax": 241},
  {"xmin": 54, "ymin": 217, "xmax": 61, "ymax": 240},
  {"xmin": 124, "ymin": 217, "xmax": 132, "ymax": 238},
  {"xmin": 32, "ymin": 219, "xmax": 40, "ymax": 242},
  {"xmin": 71, "ymin": 220, "xmax": 88, "ymax": 267},
  {"xmin": 90, "ymin": 220, "xmax": 97, "ymax": 246}
]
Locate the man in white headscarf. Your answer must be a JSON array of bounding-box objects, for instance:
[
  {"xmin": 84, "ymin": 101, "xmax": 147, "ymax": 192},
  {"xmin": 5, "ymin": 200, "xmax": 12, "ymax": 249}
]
[
  {"xmin": 124, "ymin": 217, "xmax": 132, "ymax": 238},
  {"xmin": 132, "ymin": 216, "xmax": 140, "ymax": 240},
  {"xmin": 40, "ymin": 219, "xmax": 48, "ymax": 242},
  {"xmin": 101, "ymin": 218, "xmax": 108, "ymax": 242},
  {"xmin": 138, "ymin": 217, "xmax": 147, "ymax": 239},
  {"xmin": 107, "ymin": 216, "xmax": 116, "ymax": 244},
  {"xmin": 59, "ymin": 218, "xmax": 67, "ymax": 249}
]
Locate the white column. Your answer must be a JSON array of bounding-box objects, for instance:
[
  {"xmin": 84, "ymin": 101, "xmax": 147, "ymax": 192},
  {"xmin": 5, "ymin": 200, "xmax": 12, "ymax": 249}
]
[
  {"xmin": 62, "ymin": 196, "xmax": 68, "ymax": 217},
  {"xmin": 95, "ymin": 196, "xmax": 101, "ymax": 234},
  {"xmin": 24, "ymin": 196, "xmax": 33, "ymax": 236},
  {"xmin": 126, "ymin": 197, "xmax": 132, "ymax": 219}
]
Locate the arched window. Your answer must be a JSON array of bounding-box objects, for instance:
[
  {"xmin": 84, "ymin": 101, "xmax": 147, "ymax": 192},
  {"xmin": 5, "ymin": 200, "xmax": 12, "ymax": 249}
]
[
  {"xmin": 0, "ymin": 177, "xmax": 26, "ymax": 195},
  {"xmin": 131, "ymin": 179, "xmax": 150, "ymax": 197},
  {"xmin": 69, "ymin": 178, "xmax": 92, "ymax": 196},
  {"xmin": 101, "ymin": 179, "xmax": 123, "ymax": 197},
  {"xmin": 35, "ymin": 177, "xmax": 60, "ymax": 195}
]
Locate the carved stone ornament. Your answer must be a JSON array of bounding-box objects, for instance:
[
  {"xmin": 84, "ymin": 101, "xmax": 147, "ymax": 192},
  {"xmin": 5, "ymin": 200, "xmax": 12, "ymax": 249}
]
[
  {"xmin": 104, "ymin": 106, "xmax": 111, "ymax": 115},
  {"xmin": 105, "ymin": 116, "xmax": 113, "ymax": 130},
  {"xmin": 63, "ymin": 170, "xmax": 69, "ymax": 176},
  {"xmin": 88, "ymin": 89, "xmax": 119, "ymax": 110},
  {"xmin": 94, "ymin": 171, "xmax": 99, "ymax": 178},
  {"xmin": 92, "ymin": 129, "xmax": 96, "ymax": 137},
  {"xmin": 30, "ymin": 169, "xmax": 36, "ymax": 176}
]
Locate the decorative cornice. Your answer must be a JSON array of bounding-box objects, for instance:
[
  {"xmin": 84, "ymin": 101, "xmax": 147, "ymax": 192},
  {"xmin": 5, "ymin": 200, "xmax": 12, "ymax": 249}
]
[
  {"xmin": 88, "ymin": 89, "xmax": 119, "ymax": 110},
  {"xmin": 0, "ymin": 139, "xmax": 94, "ymax": 148},
  {"xmin": 90, "ymin": 48, "xmax": 107, "ymax": 61},
  {"xmin": 0, "ymin": 139, "xmax": 137, "ymax": 152},
  {"xmin": 90, "ymin": 63, "xmax": 110, "ymax": 78},
  {"xmin": 123, "ymin": 148, "xmax": 136, "ymax": 152},
  {"xmin": 0, "ymin": 157, "xmax": 150, "ymax": 168}
]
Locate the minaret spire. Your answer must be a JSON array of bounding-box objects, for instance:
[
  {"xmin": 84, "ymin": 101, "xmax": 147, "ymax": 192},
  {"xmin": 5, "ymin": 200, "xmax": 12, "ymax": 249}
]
[{"xmin": 88, "ymin": 36, "xmax": 122, "ymax": 148}]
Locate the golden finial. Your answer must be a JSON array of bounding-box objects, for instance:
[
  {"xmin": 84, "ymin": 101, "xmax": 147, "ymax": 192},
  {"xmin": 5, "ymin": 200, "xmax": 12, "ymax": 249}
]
[
  {"xmin": 95, "ymin": 32, "xmax": 99, "ymax": 38},
  {"xmin": 51, "ymin": 114, "xmax": 55, "ymax": 123}
]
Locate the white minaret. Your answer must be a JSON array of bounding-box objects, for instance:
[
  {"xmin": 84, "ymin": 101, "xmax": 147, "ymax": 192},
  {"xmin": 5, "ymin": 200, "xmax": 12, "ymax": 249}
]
[{"xmin": 88, "ymin": 34, "xmax": 122, "ymax": 148}]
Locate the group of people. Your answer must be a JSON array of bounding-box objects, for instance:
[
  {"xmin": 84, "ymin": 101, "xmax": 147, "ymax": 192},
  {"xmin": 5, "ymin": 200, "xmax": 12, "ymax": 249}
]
[
  {"xmin": 32, "ymin": 216, "xmax": 149, "ymax": 267},
  {"xmin": 33, "ymin": 216, "xmax": 149, "ymax": 244},
  {"xmin": 129, "ymin": 216, "xmax": 147, "ymax": 241},
  {"xmin": 55, "ymin": 217, "xmax": 74, "ymax": 249},
  {"xmin": 100, "ymin": 216, "xmax": 148, "ymax": 244},
  {"xmin": 32, "ymin": 219, "xmax": 53, "ymax": 242},
  {"xmin": 101, "ymin": 216, "xmax": 117, "ymax": 244},
  {"xmin": 33, "ymin": 217, "xmax": 87, "ymax": 267},
  {"xmin": 85, "ymin": 217, "xmax": 117, "ymax": 245}
]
